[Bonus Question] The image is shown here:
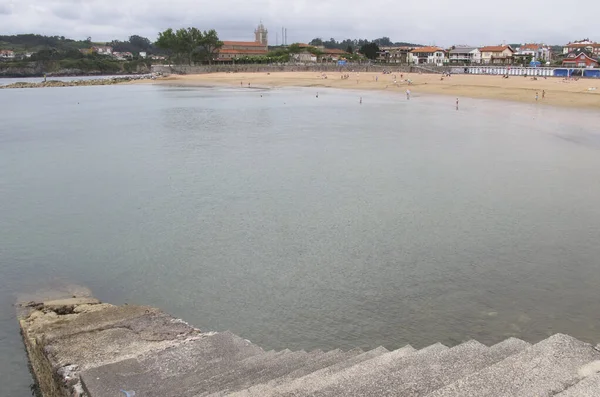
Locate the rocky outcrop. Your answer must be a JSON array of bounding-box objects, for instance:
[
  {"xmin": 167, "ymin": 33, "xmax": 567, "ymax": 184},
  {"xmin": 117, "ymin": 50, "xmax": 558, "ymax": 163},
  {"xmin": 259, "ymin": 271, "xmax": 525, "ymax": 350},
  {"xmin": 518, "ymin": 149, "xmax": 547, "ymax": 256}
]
[
  {"xmin": 17, "ymin": 290, "xmax": 600, "ymax": 397},
  {"xmin": 0, "ymin": 75, "xmax": 155, "ymax": 89}
]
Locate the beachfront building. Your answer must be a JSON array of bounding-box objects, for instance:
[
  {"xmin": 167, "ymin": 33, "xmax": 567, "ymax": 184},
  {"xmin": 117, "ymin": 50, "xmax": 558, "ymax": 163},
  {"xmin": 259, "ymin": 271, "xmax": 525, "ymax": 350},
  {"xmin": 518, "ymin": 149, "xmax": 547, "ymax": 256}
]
[
  {"xmin": 377, "ymin": 46, "xmax": 417, "ymax": 64},
  {"xmin": 479, "ymin": 45, "xmax": 515, "ymax": 64},
  {"xmin": 562, "ymin": 51, "xmax": 599, "ymax": 68},
  {"xmin": 409, "ymin": 46, "xmax": 446, "ymax": 66},
  {"xmin": 448, "ymin": 47, "xmax": 481, "ymax": 64},
  {"xmin": 320, "ymin": 48, "xmax": 350, "ymax": 62},
  {"xmin": 516, "ymin": 43, "xmax": 552, "ymax": 63},
  {"xmin": 216, "ymin": 41, "xmax": 269, "ymax": 61},
  {"xmin": 0, "ymin": 50, "xmax": 15, "ymax": 59},
  {"xmin": 562, "ymin": 39, "xmax": 600, "ymax": 57},
  {"xmin": 216, "ymin": 23, "xmax": 269, "ymax": 61}
]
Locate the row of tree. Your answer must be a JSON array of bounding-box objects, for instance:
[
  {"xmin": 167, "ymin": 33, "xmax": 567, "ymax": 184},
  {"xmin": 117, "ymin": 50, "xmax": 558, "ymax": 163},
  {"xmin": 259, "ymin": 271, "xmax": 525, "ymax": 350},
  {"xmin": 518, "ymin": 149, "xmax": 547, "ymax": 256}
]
[
  {"xmin": 308, "ymin": 37, "xmax": 422, "ymax": 51},
  {"xmin": 155, "ymin": 28, "xmax": 222, "ymax": 65}
]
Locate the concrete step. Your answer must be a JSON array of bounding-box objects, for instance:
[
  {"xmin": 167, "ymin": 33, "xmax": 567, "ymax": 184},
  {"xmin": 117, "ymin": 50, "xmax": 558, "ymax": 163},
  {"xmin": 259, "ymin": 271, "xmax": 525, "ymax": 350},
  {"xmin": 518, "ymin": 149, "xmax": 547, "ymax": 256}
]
[
  {"xmin": 310, "ymin": 338, "xmax": 527, "ymax": 397},
  {"xmin": 231, "ymin": 346, "xmax": 395, "ymax": 397},
  {"xmin": 80, "ymin": 331, "xmax": 265, "ymax": 396},
  {"xmin": 229, "ymin": 348, "xmax": 364, "ymax": 397},
  {"xmin": 202, "ymin": 350, "xmax": 320, "ymax": 396},
  {"xmin": 555, "ymin": 371, "xmax": 600, "ymax": 396},
  {"xmin": 427, "ymin": 333, "xmax": 600, "ymax": 397},
  {"xmin": 283, "ymin": 343, "xmax": 442, "ymax": 397},
  {"xmin": 265, "ymin": 348, "xmax": 361, "ymax": 386}
]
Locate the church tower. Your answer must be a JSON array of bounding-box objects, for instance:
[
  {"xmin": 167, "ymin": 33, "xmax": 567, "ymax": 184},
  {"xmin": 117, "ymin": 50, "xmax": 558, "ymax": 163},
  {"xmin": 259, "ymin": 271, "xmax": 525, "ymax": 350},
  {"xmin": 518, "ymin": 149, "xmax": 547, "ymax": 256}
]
[{"xmin": 254, "ymin": 22, "xmax": 268, "ymax": 46}]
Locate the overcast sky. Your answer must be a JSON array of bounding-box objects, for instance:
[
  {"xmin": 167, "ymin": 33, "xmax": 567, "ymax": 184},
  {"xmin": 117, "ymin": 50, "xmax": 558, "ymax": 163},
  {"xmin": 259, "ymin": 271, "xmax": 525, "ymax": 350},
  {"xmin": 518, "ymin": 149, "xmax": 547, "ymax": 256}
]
[{"xmin": 0, "ymin": 0, "xmax": 597, "ymax": 46}]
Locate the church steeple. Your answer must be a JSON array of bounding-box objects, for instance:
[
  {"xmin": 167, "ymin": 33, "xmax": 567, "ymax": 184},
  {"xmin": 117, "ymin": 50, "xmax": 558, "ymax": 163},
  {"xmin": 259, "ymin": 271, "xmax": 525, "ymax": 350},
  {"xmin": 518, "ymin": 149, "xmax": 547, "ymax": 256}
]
[{"xmin": 254, "ymin": 21, "xmax": 268, "ymax": 46}]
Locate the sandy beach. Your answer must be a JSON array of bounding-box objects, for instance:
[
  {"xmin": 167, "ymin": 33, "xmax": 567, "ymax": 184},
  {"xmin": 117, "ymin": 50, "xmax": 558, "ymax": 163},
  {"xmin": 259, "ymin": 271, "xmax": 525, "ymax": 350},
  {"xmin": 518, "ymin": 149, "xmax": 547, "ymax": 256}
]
[{"xmin": 156, "ymin": 71, "xmax": 600, "ymax": 109}]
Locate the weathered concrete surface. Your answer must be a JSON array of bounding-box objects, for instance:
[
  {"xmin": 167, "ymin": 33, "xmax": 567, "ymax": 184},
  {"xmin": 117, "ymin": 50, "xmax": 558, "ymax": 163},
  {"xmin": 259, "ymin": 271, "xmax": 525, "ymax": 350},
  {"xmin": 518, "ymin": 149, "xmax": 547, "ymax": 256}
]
[{"xmin": 18, "ymin": 293, "xmax": 203, "ymax": 397}]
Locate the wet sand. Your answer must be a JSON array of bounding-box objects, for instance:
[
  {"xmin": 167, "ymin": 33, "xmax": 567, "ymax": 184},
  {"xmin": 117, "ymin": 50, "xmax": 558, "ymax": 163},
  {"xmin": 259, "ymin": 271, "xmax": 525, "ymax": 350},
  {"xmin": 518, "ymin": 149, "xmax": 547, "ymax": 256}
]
[{"xmin": 156, "ymin": 72, "xmax": 600, "ymax": 109}]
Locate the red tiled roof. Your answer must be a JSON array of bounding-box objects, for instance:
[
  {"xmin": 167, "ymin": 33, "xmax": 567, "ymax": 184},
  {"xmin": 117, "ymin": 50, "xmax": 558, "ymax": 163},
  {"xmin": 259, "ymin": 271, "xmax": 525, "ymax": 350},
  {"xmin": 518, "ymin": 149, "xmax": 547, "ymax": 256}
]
[
  {"xmin": 217, "ymin": 48, "xmax": 268, "ymax": 55},
  {"xmin": 520, "ymin": 44, "xmax": 540, "ymax": 50},
  {"xmin": 480, "ymin": 45, "xmax": 514, "ymax": 53},
  {"xmin": 322, "ymin": 48, "xmax": 349, "ymax": 55},
  {"xmin": 221, "ymin": 41, "xmax": 265, "ymax": 47},
  {"xmin": 565, "ymin": 43, "xmax": 600, "ymax": 48},
  {"xmin": 411, "ymin": 46, "xmax": 444, "ymax": 53}
]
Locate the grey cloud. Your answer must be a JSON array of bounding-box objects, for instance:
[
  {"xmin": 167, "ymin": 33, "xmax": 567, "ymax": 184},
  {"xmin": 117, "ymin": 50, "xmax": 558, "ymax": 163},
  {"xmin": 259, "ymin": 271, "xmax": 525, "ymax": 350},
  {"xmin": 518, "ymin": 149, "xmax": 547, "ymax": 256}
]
[
  {"xmin": 0, "ymin": 3, "xmax": 13, "ymax": 15},
  {"xmin": 0, "ymin": 0, "xmax": 598, "ymax": 46}
]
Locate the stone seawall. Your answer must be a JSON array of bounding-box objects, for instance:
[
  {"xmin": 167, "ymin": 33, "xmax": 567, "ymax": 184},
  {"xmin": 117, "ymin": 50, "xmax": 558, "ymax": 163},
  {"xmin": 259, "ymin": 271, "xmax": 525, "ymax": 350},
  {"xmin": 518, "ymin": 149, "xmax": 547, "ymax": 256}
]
[
  {"xmin": 17, "ymin": 287, "xmax": 600, "ymax": 397},
  {"xmin": 151, "ymin": 64, "xmax": 414, "ymax": 75}
]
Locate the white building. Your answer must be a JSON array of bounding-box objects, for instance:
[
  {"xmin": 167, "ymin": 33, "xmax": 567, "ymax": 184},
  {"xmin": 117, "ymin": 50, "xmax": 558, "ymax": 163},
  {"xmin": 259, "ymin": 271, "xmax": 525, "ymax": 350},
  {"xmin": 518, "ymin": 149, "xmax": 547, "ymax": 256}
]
[
  {"xmin": 448, "ymin": 47, "xmax": 481, "ymax": 64},
  {"xmin": 410, "ymin": 46, "xmax": 446, "ymax": 66},
  {"xmin": 0, "ymin": 50, "xmax": 15, "ymax": 59},
  {"xmin": 516, "ymin": 44, "xmax": 552, "ymax": 62},
  {"xmin": 91, "ymin": 46, "xmax": 113, "ymax": 55}
]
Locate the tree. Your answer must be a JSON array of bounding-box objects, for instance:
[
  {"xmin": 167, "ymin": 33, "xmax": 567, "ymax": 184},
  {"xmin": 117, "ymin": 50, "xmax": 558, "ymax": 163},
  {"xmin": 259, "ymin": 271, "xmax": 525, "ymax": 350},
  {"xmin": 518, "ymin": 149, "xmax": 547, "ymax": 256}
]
[
  {"xmin": 156, "ymin": 27, "xmax": 222, "ymax": 65},
  {"xmin": 197, "ymin": 29, "xmax": 223, "ymax": 64},
  {"xmin": 129, "ymin": 35, "xmax": 152, "ymax": 51},
  {"xmin": 309, "ymin": 38, "xmax": 323, "ymax": 46},
  {"xmin": 346, "ymin": 45, "xmax": 353, "ymax": 54},
  {"xmin": 156, "ymin": 28, "xmax": 178, "ymax": 62},
  {"xmin": 374, "ymin": 37, "xmax": 392, "ymax": 46},
  {"xmin": 359, "ymin": 42, "xmax": 380, "ymax": 60},
  {"xmin": 288, "ymin": 43, "xmax": 302, "ymax": 54}
]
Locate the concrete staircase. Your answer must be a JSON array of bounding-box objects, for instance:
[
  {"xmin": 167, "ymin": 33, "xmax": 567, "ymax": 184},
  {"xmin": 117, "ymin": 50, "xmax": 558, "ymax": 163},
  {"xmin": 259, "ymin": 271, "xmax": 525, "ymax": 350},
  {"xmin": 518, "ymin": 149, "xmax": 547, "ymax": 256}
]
[{"xmin": 18, "ymin": 297, "xmax": 600, "ymax": 397}]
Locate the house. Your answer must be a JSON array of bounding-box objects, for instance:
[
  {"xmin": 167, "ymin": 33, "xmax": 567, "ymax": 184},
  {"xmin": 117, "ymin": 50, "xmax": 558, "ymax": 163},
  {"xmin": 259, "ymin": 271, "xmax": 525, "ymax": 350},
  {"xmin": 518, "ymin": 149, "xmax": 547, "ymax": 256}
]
[
  {"xmin": 293, "ymin": 52, "xmax": 318, "ymax": 62},
  {"xmin": 139, "ymin": 52, "xmax": 147, "ymax": 59},
  {"xmin": 91, "ymin": 46, "xmax": 113, "ymax": 55},
  {"xmin": 0, "ymin": 50, "xmax": 15, "ymax": 59},
  {"xmin": 516, "ymin": 43, "xmax": 552, "ymax": 62},
  {"xmin": 562, "ymin": 51, "xmax": 599, "ymax": 68},
  {"xmin": 377, "ymin": 46, "xmax": 417, "ymax": 64},
  {"xmin": 563, "ymin": 39, "xmax": 600, "ymax": 57},
  {"xmin": 479, "ymin": 45, "xmax": 515, "ymax": 64},
  {"xmin": 448, "ymin": 47, "xmax": 481, "ymax": 64},
  {"xmin": 320, "ymin": 48, "xmax": 349, "ymax": 62},
  {"xmin": 112, "ymin": 52, "xmax": 133, "ymax": 60},
  {"xmin": 410, "ymin": 46, "xmax": 446, "ymax": 66}
]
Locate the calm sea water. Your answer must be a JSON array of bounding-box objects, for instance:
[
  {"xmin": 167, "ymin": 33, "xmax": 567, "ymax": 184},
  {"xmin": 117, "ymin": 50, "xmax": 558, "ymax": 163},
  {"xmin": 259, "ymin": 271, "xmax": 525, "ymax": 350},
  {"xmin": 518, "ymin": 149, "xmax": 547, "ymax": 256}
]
[{"xmin": 1, "ymin": 84, "xmax": 600, "ymax": 395}]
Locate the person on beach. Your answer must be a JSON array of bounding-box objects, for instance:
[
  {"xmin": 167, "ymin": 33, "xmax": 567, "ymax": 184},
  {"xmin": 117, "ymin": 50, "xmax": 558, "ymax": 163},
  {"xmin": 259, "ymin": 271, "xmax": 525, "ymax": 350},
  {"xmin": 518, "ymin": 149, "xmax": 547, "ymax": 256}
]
[
  {"xmin": 542, "ymin": 90, "xmax": 546, "ymax": 99},
  {"xmin": 240, "ymin": 81, "xmax": 243, "ymax": 86},
  {"xmin": 456, "ymin": 98, "xmax": 459, "ymax": 110},
  {"xmin": 535, "ymin": 92, "xmax": 539, "ymax": 101},
  {"xmin": 406, "ymin": 89, "xmax": 411, "ymax": 100}
]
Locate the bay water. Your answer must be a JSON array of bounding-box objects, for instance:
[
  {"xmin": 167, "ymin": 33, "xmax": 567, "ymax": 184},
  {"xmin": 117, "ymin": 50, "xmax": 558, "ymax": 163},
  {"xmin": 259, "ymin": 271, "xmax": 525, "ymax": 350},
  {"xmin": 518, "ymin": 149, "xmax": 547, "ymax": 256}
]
[{"xmin": 1, "ymin": 84, "xmax": 600, "ymax": 395}]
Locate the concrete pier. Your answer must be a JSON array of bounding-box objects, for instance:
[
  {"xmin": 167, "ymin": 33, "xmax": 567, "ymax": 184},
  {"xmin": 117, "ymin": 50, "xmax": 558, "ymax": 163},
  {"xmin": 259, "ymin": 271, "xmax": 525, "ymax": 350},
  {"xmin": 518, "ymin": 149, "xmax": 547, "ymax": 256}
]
[{"xmin": 18, "ymin": 289, "xmax": 600, "ymax": 397}]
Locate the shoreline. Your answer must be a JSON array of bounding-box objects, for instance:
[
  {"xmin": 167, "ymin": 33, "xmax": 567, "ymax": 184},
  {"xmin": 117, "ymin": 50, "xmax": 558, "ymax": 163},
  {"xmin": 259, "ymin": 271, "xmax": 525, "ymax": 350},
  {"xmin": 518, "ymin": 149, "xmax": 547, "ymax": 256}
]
[{"xmin": 153, "ymin": 72, "xmax": 600, "ymax": 109}]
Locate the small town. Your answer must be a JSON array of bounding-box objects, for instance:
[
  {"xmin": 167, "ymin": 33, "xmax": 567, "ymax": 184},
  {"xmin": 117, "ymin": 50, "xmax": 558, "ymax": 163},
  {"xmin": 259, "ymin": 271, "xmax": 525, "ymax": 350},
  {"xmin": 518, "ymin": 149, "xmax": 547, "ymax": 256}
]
[{"xmin": 0, "ymin": 23, "xmax": 599, "ymax": 71}]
